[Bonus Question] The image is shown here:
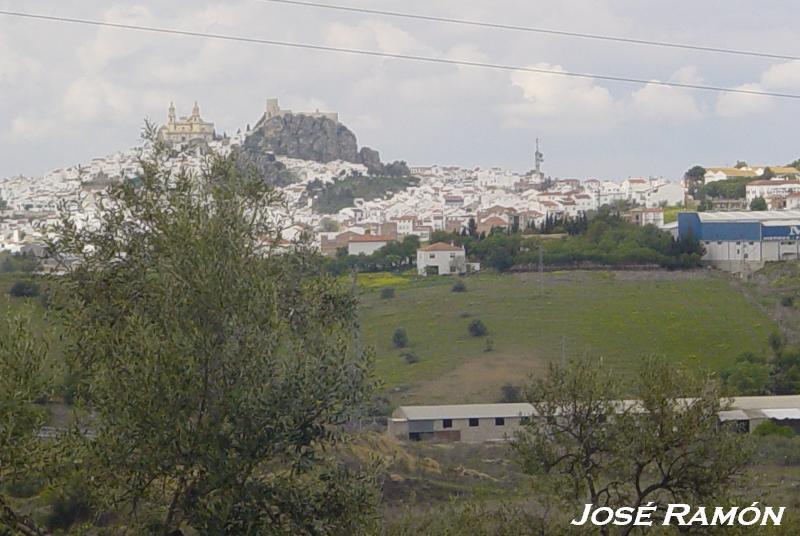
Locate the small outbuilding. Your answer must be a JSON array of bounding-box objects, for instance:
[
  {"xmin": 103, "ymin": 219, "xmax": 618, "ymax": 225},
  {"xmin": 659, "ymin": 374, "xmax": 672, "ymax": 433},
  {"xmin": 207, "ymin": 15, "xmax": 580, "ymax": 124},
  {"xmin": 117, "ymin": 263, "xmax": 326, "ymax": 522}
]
[{"xmin": 388, "ymin": 403, "xmax": 534, "ymax": 443}]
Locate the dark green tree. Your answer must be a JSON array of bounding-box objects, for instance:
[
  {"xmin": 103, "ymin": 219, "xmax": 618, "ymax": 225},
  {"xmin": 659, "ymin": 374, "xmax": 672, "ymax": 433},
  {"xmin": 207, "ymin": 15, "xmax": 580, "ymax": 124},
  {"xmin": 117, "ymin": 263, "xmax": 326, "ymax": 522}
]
[
  {"xmin": 750, "ymin": 196, "xmax": 768, "ymax": 211},
  {"xmin": 393, "ymin": 327, "xmax": 409, "ymax": 348},
  {"xmin": 467, "ymin": 217, "xmax": 478, "ymax": 238},
  {"xmin": 47, "ymin": 128, "xmax": 378, "ymax": 535}
]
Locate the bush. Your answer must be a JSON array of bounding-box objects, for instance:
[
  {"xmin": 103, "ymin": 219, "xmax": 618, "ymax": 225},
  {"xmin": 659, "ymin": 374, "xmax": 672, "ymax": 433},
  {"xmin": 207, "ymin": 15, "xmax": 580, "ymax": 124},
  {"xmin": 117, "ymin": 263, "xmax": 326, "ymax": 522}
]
[
  {"xmin": 781, "ymin": 295, "xmax": 795, "ymax": 307},
  {"xmin": 380, "ymin": 286, "xmax": 395, "ymax": 299},
  {"xmin": 753, "ymin": 420, "xmax": 795, "ymax": 438},
  {"xmin": 9, "ymin": 280, "xmax": 39, "ymax": 297},
  {"xmin": 393, "ymin": 327, "xmax": 408, "ymax": 348},
  {"xmin": 468, "ymin": 319, "xmax": 488, "ymax": 337},
  {"xmin": 45, "ymin": 479, "xmax": 93, "ymax": 531},
  {"xmin": 459, "ymin": 311, "xmax": 471, "ymax": 318},
  {"xmin": 500, "ymin": 383, "xmax": 522, "ymax": 403},
  {"xmin": 401, "ymin": 351, "xmax": 419, "ymax": 364},
  {"xmin": 452, "ymin": 279, "xmax": 467, "ymax": 292}
]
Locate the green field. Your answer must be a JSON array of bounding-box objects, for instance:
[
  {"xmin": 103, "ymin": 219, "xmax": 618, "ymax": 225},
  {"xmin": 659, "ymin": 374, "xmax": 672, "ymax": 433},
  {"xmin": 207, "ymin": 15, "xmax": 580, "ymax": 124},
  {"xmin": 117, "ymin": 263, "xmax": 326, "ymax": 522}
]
[{"xmin": 359, "ymin": 270, "xmax": 776, "ymax": 404}]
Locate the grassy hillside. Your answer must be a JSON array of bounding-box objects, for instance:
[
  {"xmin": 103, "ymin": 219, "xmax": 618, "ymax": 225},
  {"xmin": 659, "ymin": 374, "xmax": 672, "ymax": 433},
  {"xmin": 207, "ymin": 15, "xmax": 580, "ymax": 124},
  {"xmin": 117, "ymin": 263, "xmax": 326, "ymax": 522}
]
[{"xmin": 359, "ymin": 270, "xmax": 776, "ymax": 404}]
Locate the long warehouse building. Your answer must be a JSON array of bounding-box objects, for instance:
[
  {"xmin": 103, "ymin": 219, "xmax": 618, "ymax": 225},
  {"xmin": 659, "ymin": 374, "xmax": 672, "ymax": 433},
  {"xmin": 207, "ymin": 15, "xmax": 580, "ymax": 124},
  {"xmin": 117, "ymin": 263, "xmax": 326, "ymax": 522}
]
[{"xmin": 678, "ymin": 210, "xmax": 800, "ymax": 273}]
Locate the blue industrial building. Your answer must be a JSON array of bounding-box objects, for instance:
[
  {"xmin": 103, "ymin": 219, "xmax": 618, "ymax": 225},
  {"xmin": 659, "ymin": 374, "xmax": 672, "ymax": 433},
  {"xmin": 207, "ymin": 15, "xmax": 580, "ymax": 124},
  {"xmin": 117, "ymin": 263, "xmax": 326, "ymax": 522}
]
[{"xmin": 678, "ymin": 211, "xmax": 800, "ymax": 272}]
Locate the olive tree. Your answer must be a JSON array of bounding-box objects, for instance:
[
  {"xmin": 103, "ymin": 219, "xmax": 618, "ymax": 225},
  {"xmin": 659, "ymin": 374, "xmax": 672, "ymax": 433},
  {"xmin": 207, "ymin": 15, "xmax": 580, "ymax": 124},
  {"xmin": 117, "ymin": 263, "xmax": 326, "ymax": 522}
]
[
  {"xmin": 0, "ymin": 313, "xmax": 50, "ymax": 535},
  {"xmin": 48, "ymin": 132, "xmax": 377, "ymax": 535},
  {"xmin": 513, "ymin": 357, "xmax": 750, "ymax": 535}
]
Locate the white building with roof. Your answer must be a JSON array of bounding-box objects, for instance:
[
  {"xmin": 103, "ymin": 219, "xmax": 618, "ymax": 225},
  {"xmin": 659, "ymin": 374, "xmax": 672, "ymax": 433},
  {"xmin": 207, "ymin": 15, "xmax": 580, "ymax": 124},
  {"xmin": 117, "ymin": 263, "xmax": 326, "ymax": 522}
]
[
  {"xmin": 416, "ymin": 242, "xmax": 469, "ymax": 276},
  {"xmin": 388, "ymin": 403, "xmax": 534, "ymax": 442},
  {"xmin": 389, "ymin": 396, "xmax": 800, "ymax": 442}
]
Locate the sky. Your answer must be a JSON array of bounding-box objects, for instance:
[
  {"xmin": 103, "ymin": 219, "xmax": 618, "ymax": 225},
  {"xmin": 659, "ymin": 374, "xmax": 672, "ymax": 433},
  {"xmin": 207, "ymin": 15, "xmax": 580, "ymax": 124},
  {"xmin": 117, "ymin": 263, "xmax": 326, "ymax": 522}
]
[{"xmin": 1, "ymin": 0, "xmax": 800, "ymax": 180}]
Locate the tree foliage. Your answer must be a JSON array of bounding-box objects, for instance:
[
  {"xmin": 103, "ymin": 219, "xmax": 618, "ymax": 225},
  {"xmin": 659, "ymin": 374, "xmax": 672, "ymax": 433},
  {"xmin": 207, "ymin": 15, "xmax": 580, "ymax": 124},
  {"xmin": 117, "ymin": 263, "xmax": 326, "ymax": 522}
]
[
  {"xmin": 750, "ymin": 196, "xmax": 768, "ymax": 211},
  {"xmin": 307, "ymin": 174, "xmax": 419, "ymax": 214},
  {"xmin": 0, "ymin": 314, "xmax": 50, "ymax": 535},
  {"xmin": 46, "ymin": 131, "xmax": 378, "ymax": 534},
  {"xmin": 513, "ymin": 358, "xmax": 750, "ymax": 534}
]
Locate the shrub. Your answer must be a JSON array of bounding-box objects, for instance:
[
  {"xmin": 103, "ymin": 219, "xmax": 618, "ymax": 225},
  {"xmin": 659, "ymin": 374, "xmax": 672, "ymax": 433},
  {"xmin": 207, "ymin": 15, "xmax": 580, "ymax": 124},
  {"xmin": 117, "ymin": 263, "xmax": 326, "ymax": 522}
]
[
  {"xmin": 45, "ymin": 479, "xmax": 93, "ymax": 531},
  {"xmin": 484, "ymin": 336, "xmax": 494, "ymax": 352},
  {"xmin": 401, "ymin": 351, "xmax": 419, "ymax": 364},
  {"xmin": 468, "ymin": 319, "xmax": 488, "ymax": 337},
  {"xmin": 753, "ymin": 420, "xmax": 795, "ymax": 438},
  {"xmin": 500, "ymin": 383, "xmax": 523, "ymax": 403},
  {"xmin": 392, "ymin": 327, "xmax": 408, "ymax": 348},
  {"xmin": 451, "ymin": 279, "xmax": 467, "ymax": 292},
  {"xmin": 380, "ymin": 286, "xmax": 395, "ymax": 299},
  {"xmin": 9, "ymin": 280, "xmax": 39, "ymax": 298},
  {"xmin": 781, "ymin": 295, "xmax": 794, "ymax": 307},
  {"xmin": 459, "ymin": 311, "xmax": 471, "ymax": 318}
]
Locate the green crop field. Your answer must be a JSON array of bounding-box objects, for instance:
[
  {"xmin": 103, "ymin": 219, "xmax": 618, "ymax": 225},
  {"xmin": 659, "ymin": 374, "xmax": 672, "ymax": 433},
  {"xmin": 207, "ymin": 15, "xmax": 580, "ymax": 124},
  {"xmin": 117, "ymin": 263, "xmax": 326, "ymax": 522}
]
[
  {"xmin": 359, "ymin": 270, "xmax": 776, "ymax": 405},
  {"xmin": 0, "ymin": 267, "xmax": 779, "ymax": 407}
]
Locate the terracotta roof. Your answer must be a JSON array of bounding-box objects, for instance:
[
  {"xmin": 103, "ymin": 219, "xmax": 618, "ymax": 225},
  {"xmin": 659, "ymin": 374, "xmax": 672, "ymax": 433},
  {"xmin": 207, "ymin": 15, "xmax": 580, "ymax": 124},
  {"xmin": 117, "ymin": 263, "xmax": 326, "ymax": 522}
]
[
  {"xmin": 419, "ymin": 242, "xmax": 464, "ymax": 252},
  {"xmin": 627, "ymin": 208, "xmax": 664, "ymax": 213},
  {"xmin": 481, "ymin": 216, "xmax": 508, "ymax": 226},
  {"xmin": 747, "ymin": 180, "xmax": 800, "ymax": 186},
  {"xmin": 348, "ymin": 235, "xmax": 393, "ymax": 243}
]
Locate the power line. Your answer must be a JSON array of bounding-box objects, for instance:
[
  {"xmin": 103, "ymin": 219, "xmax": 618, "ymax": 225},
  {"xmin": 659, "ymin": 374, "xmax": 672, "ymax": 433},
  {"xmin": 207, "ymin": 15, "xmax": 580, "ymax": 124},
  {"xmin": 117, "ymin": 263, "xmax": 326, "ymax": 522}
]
[
  {"xmin": 1, "ymin": 9, "xmax": 799, "ymax": 100},
  {"xmin": 258, "ymin": 0, "xmax": 800, "ymax": 62}
]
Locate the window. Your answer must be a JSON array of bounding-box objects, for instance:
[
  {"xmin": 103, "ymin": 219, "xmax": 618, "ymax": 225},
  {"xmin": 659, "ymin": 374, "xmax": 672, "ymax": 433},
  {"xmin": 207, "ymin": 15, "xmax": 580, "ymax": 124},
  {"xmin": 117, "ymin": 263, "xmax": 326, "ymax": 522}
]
[
  {"xmin": 468, "ymin": 418, "xmax": 479, "ymax": 427},
  {"xmin": 520, "ymin": 416, "xmax": 530, "ymax": 425},
  {"xmin": 717, "ymin": 241, "xmax": 722, "ymax": 245},
  {"xmin": 409, "ymin": 432, "xmax": 421, "ymax": 441},
  {"xmin": 495, "ymin": 417, "xmax": 505, "ymax": 426},
  {"xmin": 442, "ymin": 419, "xmax": 452, "ymax": 429},
  {"xmin": 749, "ymin": 241, "xmax": 755, "ymax": 245},
  {"xmin": 429, "ymin": 253, "xmax": 435, "ymax": 259}
]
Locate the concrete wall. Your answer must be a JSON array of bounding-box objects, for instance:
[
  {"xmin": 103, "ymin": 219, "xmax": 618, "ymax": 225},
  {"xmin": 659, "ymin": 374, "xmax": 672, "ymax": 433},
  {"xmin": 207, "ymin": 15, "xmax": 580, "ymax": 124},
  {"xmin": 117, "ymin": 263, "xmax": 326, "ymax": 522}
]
[
  {"xmin": 389, "ymin": 416, "xmax": 526, "ymax": 443},
  {"xmin": 348, "ymin": 241, "xmax": 387, "ymax": 256}
]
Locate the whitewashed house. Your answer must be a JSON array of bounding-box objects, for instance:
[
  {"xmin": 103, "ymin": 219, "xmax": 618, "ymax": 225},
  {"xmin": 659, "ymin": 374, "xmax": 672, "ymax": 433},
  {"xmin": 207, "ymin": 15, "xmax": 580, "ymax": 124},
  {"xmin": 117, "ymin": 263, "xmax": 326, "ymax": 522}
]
[{"xmin": 416, "ymin": 242, "xmax": 468, "ymax": 276}]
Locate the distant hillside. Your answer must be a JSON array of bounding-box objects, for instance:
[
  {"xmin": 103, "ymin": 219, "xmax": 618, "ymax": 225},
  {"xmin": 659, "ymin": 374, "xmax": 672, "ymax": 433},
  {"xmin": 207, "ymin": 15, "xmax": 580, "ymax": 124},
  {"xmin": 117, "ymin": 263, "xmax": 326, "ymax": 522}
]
[{"xmin": 307, "ymin": 174, "xmax": 419, "ymax": 214}]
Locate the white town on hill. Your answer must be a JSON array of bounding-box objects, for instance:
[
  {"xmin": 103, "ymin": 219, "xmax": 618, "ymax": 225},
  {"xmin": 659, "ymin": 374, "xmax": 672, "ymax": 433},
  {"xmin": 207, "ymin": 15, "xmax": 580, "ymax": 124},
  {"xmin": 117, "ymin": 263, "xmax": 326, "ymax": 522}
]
[{"xmin": 2, "ymin": 100, "xmax": 800, "ymax": 275}]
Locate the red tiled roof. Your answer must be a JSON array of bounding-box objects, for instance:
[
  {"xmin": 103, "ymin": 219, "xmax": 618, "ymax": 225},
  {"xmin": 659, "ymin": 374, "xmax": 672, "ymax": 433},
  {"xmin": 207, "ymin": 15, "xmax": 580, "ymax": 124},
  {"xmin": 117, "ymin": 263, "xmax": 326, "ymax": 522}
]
[
  {"xmin": 481, "ymin": 216, "xmax": 508, "ymax": 226},
  {"xmin": 419, "ymin": 242, "xmax": 463, "ymax": 252},
  {"xmin": 348, "ymin": 235, "xmax": 393, "ymax": 243}
]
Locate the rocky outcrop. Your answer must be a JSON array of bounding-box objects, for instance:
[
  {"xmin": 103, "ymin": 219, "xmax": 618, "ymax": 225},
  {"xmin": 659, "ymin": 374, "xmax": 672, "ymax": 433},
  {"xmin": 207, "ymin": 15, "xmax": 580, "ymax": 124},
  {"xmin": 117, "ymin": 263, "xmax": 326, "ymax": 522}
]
[
  {"xmin": 245, "ymin": 113, "xmax": 359, "ymax": 163},
  {"xmin": 358, "ymin": 147, "xmax": 382, "ymax": 174},
  {"xmin": 232, "ymin": 149, "xmax": 296, "ymax": 187}
]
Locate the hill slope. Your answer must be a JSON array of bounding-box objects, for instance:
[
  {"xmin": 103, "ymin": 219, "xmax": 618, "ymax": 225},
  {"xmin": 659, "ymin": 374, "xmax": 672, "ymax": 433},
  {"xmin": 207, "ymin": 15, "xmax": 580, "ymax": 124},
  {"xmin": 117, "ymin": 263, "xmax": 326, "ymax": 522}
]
[{"xmin": 358, "ymin": 271, "xmax": 775, "ymax": 405}]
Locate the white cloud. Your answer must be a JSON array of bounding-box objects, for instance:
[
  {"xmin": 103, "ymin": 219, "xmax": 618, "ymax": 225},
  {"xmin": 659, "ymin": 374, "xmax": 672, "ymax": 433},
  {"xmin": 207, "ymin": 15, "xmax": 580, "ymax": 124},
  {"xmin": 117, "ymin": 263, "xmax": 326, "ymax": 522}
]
[
  {"xmin": 715, "ymin": 83, "xmax": 774, "ymax": 118},
  {"xmin": 504, "ymin": 64, "xmax": 617, "ymax": 129},
  {"xmin": 0, "ymin": 35, "xmax": 41, "ymax": 85},
  {"xmin": 629, "ymin": 82, "xmax": 702, "ymax": 123},
  {"xmin": 714, "ymin": 60, "xmax": 800, "ymax": 118},
  {"xmin": 761, "ymin": 60, "xmax": 800, "ymax": 90}
]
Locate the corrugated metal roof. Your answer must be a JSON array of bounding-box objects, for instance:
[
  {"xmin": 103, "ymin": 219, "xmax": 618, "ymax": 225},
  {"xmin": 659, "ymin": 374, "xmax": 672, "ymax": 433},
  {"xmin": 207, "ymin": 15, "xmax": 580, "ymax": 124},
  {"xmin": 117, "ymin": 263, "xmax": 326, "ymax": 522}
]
[
  {"xmin": 718, "ymin": 410, "xmax": 748, "ymax": 421},
  {"xmin": 396, "ymin": 403, "xmax": 534, "ymax": 421},
  {"xmin": 697, "ymin": 211, "xmax": 800, "ymax": 223},
  {"xmin": 392, "ymin": 396, "xmax": 800, "ymax": 422},
  {"xmin": 730, "ymin": 395, "xmax": 800, "ymax": 410},
  {"xmin": 761, "ymin": 408, "xmax": 800, "ymax": 420}
]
